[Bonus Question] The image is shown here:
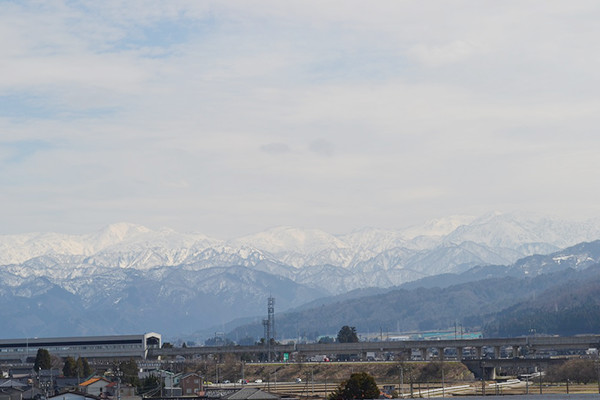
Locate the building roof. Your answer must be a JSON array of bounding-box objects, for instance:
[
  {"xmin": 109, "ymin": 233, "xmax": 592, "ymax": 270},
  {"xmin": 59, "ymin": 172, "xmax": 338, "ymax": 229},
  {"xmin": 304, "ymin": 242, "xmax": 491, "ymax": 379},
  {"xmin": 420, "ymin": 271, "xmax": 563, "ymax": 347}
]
[
  {"xmin": 0, "ymin": 387, "xmax": 24, "ymax": 394},
  {"xmin": 79, "ymin": 377, "xmax": 110, "ymax": 387},
  {"xmin": 48, "ymin": 390, "xmax": 103, "ymax": 400},
  {"xmin": 0, "ymin": 380, "xmax": 28, "ymax": 388},
  {"xmin": 22, "ymin": 386, "xmax": 44, "ymax": 400},
  {"xmin": 181, "ymin": 372, "xmax": 201, "ymax": 380}
]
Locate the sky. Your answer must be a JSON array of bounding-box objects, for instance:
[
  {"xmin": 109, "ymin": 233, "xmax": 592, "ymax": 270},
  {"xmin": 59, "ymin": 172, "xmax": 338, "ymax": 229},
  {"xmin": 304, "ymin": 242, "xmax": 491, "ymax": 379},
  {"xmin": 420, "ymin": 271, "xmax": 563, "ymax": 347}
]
[{"xmin": 1, "ymin": 1, "xmax": 600, "ymax": 238}]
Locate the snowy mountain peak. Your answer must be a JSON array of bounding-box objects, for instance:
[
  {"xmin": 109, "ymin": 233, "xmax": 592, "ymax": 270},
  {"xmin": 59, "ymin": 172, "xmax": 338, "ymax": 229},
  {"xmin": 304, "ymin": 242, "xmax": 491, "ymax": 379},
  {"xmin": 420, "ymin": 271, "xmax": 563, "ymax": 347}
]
[
  {"xmin": 229, "ymin": 226, "xmax": 349, "ymax": 255},
  {"xmin": 400, "ymin": 215, "xmax": 476, "ymax": 239},
  {"xmin": 86, "ymin": 222, "xmax": 152, "ymax": 246}
]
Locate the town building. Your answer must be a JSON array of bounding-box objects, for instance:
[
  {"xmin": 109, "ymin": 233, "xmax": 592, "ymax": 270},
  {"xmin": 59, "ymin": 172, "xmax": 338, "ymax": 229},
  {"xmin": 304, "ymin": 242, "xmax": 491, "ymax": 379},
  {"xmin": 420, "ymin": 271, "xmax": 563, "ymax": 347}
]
[
  {"xmin": 180, "ymin": 373, "xmax": 203, "ymax": 396},
  {"xmin": 79, "ymin": 377, "xmax": 111, "ymax": 396},
  {"xmin": 0, "ymin": 334, "xmax": 161, "ymax": 362}
]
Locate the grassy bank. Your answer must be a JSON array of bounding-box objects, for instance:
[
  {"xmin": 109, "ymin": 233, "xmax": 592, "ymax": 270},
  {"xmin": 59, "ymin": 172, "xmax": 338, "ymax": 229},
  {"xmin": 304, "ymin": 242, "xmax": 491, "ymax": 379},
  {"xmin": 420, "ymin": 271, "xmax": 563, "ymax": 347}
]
[{"xmin": 196, "ymin": 360, "xmax": 473, "ymax": 385}]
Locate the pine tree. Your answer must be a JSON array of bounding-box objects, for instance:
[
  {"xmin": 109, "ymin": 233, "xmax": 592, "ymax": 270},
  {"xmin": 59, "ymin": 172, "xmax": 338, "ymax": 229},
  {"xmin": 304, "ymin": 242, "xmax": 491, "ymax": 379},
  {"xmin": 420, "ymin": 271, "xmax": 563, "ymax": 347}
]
[
  {"xmin": 328, "ymin": 372, "xmax": 380, "ymax": 400},
  {"xmin": 34, "ymin": 349, "xmax": 52, "ymax": 371},
  {"xmin": 337, "ymin": 326, "xmax": 359, "ymax": 343},
  {"xmin": 63, "ymin": 356, "xmax": 77, "ymax": 377},
  {"xmin": 76, "ymin": 357, "xmax": 92, "ymax": 378}
]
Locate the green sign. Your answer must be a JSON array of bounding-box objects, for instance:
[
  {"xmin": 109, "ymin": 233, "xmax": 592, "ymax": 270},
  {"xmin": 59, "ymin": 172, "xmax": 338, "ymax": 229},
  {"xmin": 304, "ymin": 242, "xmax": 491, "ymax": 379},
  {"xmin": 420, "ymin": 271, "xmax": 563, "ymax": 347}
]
[{"xmin": 283, "ymin": 353, "xmax": 289, "ymax": 361}]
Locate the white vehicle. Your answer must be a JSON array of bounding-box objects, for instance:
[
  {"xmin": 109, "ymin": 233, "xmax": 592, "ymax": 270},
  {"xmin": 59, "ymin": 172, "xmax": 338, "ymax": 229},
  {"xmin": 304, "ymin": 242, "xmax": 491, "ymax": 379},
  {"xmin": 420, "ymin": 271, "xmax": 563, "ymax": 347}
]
[{"xmin": 254, "ymin": 379, "xmax": 263, "ymax": 383}]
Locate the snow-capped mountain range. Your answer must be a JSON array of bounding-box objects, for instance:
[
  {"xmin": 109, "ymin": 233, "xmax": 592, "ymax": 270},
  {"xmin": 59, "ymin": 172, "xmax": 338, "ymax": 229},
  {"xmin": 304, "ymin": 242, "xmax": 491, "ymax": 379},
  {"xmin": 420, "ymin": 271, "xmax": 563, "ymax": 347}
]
[{"xmin": 2, "ymin": 211, "xmax": 600, "ymax": 339}]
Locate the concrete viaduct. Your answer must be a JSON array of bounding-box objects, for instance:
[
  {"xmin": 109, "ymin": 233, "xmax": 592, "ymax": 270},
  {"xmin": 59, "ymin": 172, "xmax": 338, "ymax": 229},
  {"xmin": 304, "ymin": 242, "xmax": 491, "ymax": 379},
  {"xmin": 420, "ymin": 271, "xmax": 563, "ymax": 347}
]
[{"xmin": 150, "ymin": 335, "xmax": 600, "ymax": 362}]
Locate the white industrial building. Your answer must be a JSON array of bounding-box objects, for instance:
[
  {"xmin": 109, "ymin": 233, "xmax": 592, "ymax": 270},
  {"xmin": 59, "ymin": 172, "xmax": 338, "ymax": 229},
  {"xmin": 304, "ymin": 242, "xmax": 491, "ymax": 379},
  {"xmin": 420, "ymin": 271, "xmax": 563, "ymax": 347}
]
[{"xmin": 0, "ymin": 333, "xmax": 161, "ymax": 362}]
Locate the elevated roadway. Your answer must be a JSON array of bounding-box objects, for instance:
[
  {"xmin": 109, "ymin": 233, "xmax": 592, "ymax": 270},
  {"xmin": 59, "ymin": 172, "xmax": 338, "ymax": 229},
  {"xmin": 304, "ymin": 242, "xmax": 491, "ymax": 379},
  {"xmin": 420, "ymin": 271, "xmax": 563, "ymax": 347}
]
[{"xmin": 150, "ymin": 335, "xmax": 600, "ymax": 361}]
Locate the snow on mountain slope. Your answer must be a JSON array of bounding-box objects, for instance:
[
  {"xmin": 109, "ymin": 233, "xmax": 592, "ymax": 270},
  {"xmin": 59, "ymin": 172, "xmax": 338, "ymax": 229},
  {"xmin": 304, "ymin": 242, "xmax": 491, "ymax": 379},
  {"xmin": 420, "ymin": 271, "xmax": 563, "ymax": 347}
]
[
  {"xmin": 402, "ymin": 241, "xmax": 521, "ymax": 275},
  {"xmin": 443, "ymin": 212, "xmax": 600, "ymax": 250},
  {"xmin": 3, "ymin": 212, "xmax": 600, "ymax": 338},
  {"xmin": 400, "ymin": 215, "xmax": 476, "ymax": 240},
  {"xmin": 0, "ymin": 223, "xmax": 221, "ymax": 266},
  {"xmin": 228, "ymin": 226, "xmax": 352, "ymax": 267},
  {"xmin": 4, "ymin": 212, "xmax": 600, "ymax": 280},
  {"xmin": 338, "ymin": 227, "xmax": 407, "ymax": 254},
  {"xmin": 513, "ymin": 240, "xmax": 600, "ymax": 276}
]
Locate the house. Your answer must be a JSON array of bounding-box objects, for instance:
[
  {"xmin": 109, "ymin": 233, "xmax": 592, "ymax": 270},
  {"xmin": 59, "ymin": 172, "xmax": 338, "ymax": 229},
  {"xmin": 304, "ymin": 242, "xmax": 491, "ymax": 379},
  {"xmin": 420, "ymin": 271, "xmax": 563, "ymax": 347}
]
[
  {"xmin": 0, "ymin": 387, "xmax": 25, "ymax": 400},
  {"xmin": 0, "ymin": 380, "xmax": 28, "ymax": 389},
  {"xmin": 22, "ymin": 386, "xmax": 44, "ymax": 400},
  {"xmin": 79, "ymin": 377, "xmax": 111, "ymax": 396},
  {"xmin": 104, "ymin": 382, "xmax": 138, "ymax": 400},
  {"xmin": 54, "ymin": 378, "xmax": 82, "ymax": 394},
  {"xmin": 48, "ymin": 390, "xmax": 103, "ymax": 400},
  {"xmin": 180, "ymin": 373, "xmax": 203, "ymax": 396}
]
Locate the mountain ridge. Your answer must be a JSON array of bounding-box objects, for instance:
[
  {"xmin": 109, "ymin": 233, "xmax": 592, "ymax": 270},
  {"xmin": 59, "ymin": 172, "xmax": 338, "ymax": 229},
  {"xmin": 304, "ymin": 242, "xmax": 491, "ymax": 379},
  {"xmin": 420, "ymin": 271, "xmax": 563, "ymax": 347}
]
[{"xmin": 2, "ymin": 212, "xmax": 600, "ymax": 339}]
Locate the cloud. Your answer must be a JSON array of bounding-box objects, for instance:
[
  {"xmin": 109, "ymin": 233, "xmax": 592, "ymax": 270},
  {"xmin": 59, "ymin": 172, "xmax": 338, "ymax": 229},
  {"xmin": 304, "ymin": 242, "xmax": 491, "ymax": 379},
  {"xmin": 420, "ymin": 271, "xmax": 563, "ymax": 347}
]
[
  {"xmin": 1, "ymin": 1, "xmax": 600, "ymax": 237},
  {"xmin": 260, "ymin": 142, "xmax": 292, "ymax": 155},
  {"xmin": 408, "ymin": 40, "xmax": 480, "ymax": 67},
  {"xmin": 308, "ymin": 139, "xmax": 334, "ymax": 157}
]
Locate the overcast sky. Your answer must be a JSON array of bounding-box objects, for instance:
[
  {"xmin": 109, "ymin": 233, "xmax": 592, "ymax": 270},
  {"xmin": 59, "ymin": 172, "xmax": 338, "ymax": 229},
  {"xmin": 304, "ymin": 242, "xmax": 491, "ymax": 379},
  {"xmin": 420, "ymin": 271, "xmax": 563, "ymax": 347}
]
[{"xmin": 1, "ymin": 1, "xmax": 600, "ymax": 238}]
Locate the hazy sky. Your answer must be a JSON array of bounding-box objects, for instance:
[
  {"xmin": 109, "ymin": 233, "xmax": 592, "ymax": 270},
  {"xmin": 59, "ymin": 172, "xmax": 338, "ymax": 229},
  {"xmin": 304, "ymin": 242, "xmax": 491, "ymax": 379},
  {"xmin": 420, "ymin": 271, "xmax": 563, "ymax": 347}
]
[{"xmin": 2, "ymin": 1, "xmax": 600, "ymax": 238}]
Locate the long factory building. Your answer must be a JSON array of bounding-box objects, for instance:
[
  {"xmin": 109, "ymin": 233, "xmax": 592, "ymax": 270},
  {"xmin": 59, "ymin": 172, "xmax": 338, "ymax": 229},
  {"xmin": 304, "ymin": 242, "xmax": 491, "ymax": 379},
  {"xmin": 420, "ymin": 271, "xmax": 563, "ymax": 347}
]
[{"xmin": 0, "ymin": 332, "xmax": 161, "ymax": 362}]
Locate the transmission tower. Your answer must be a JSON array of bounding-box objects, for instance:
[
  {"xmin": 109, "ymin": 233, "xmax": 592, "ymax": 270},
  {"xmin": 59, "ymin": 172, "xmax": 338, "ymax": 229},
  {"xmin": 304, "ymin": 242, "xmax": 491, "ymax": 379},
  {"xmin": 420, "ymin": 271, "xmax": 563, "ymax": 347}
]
[
  {"xmin": 262, "ymin": 297, "xmax": 275, "ymax": 361},
  {"xmin": 268, "ymin": 296, "xmax": 275, "ymax": 341}
]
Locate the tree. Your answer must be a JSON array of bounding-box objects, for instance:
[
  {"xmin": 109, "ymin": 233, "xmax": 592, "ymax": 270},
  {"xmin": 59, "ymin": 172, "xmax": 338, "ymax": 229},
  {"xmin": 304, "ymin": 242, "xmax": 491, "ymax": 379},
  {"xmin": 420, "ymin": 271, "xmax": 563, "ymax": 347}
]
[
  {"xmin": 139, "ymin": 375, "xmax": 161, "ymax": 393},
  {"xmin": 119, "ymin": 359, "xmax": 141, "ymax": 387},
  {"xmin": 337, "ymin": 326, "xmax": 359, "ymax": 343},
  {"xmin": 77, "ymin": 357, "xmax": 92, "ymax": 377},
  {"xmin": 547, "ymin": 359, "xmax": 597, "ymax": 384},
  {"xmin": 328, "ymin": 372, "xmax": 380, "ymax": 400},
  {"xmin": 34, "ymin": 348, "xmax": 52, "ymax": 371},
  {"xmin": 63, "ymin": 356, "xmax": 77, "ymax": 377}
]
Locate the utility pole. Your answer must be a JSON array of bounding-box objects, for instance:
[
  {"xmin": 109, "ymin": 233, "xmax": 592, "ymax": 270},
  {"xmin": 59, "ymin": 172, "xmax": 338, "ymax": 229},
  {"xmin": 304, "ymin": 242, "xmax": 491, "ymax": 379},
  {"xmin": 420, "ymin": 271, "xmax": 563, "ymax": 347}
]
[
  {"xmin": 441, "ymin": 361, "xmax": 445, "ymax": 398},
  {"xmin": 116, "ymin": 367, "xmax": 123, "ymax": 400},
  {"xmin": 399, "ymin": 364, "xmax": 404, "ymax": 398},
  {"xmin": 597, "ymin": 355, "xmax": 600, "ymax": 394}
]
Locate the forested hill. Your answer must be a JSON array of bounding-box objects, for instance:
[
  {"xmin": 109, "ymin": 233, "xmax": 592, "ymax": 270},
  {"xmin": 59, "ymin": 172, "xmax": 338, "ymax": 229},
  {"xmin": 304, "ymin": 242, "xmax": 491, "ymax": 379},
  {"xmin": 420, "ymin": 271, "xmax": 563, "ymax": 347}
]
[
  {"xmin": 483, "ymin": 266, "xmax": 600, "ymax": 337},
  {"xmin": 227, "ymin": 264, "xmax": 600, "ymax": 341}
]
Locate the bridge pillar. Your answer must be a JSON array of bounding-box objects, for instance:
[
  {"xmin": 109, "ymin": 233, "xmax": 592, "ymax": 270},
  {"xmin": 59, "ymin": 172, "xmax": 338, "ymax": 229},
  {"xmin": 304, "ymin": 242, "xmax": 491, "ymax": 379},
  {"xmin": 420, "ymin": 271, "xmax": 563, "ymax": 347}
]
[
  {"xmin": 485, "ymin": 365, "xmax": 497, "ymax": 380},
  {"xmin": 398, "ymin": 349, "xmax": 411, "ymax": 361},
  {"xmin": 437, "ymin": 348, "xmax": 444, "ymax": 361},
  {"xmin": 512, "ymin": 346, "xmax": 519, "ymax": 358},
  {"xmin": 457, "ymin": 347, "xmax": 463, "ymax": 361},
  {"xmin": 494, "ymin": 346, "xmax": 501, "ymax": 359},
  {"xmin": 475, "ymin": 347, "xmax": 482, "ymax": 359},
  {"xmin": 420, "ymin": 348, "xmax": 428, "ymax": 361}
]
